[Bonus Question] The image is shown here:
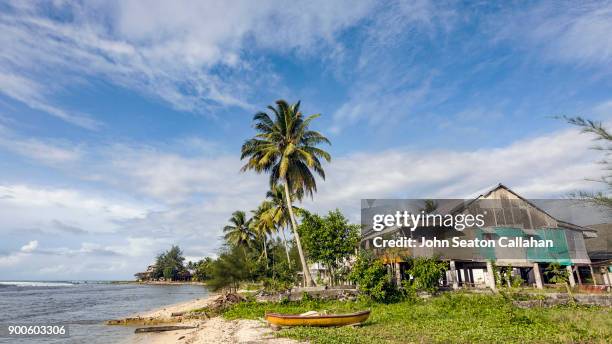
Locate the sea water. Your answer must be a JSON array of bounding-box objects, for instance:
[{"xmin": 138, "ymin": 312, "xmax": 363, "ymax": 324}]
[{"xmin": 0, "ymin": 281, "xmax": 209, "ymax": 343}]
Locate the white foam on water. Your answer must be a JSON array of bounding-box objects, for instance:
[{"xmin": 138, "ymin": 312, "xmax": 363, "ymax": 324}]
[{"xmin": 0, "ymin": 281, "xmax": 74, "ymax": 287}]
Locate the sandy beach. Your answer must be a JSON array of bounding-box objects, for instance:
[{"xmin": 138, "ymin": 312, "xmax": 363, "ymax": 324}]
[{"xmin": 117, "ymin": 294, "xmax": 301, "ymax": 344}]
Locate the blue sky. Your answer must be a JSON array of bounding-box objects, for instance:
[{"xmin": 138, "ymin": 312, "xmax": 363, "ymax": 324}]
[{"xmin": 0, "ymin": 1, "xmax": 610, "ymax": 280}]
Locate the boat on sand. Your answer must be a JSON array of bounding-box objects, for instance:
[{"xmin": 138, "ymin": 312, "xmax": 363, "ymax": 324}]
[{"xmin": 265, "ymin": 310, "xmax": 370, "ymax": 328}]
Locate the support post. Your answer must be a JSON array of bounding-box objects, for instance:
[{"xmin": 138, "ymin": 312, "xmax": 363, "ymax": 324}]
[
  {"xmin": 575, "ymin": 266, "xmax": 582, "ymax": 285},
  {"xmin": 394, "ymin": 262, "xmax": 401, "ymax": 287},
  {"xmin": 468, "ymin": 269, "xmax": 474, "ymax": 287},
  {"xmin": 486, "ymin": 260, "xmax": 496, "ymax": 291},
  {"xmin": 533, "ymin": 263, "xmax": 543, "ymax": 289},
  {"xmin": 449, "ymin": 260, "xmax": 459, "ymax": 289},
  {"xmin": 599, "ymin": 267, "xmax": 610, "ymax": 288},
  {"xmin": 589, "ymin": 265, "xmax": 597, "ymax": 286},
  {"xmin": 567, "ymin": 265, "xmax": 576, "ymax": 287}
]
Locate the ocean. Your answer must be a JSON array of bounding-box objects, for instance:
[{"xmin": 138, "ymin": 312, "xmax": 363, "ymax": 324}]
[{"xmin": 0, "ymin": 281, "xmax": 210, "ymax": 343}]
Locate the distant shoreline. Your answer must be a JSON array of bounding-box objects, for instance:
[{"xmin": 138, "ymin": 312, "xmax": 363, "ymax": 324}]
[{"xmin": 113, "ymin": 280, "xmax": 208, "ymax": 286}]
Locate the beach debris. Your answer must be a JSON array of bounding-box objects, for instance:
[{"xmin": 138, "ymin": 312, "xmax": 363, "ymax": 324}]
[
  {"xmin": 106, "ymin": 316, "xmax": 183, "ymax": 326},
  {"xmin": 208, "ymin": 293, "xmax": 246, "ymax": 312},
  {"xmin": 178, "ymin": 335, "xmax": 186, "ymax": 340},
  {"xmin": 185, "ymin": 311, "xmax": 210, "ymax": 320},
  {"xmin": 134, "ymin": 325, "xmax": 197, "ymax": 333},
  {"xmin": 171, "ymin": 311, "xmax": 186, "ymax": 317},
  {"xmin": 184, "ymin": 293, "xmax": 245, "ymax": 319},
  {"xmin": 107, "ymin": 317, "xmax": 158, "ymax": 325}
]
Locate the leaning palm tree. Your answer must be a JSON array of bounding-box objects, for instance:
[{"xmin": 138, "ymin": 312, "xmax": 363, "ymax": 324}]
[
  {"xmin": 223, "ymin": 210, "xmax": 254, "ymax": 255},
  {"xmin": 251, "ymin": 202, "xmax": 275, "ymax": 268},
  {"xmin": 241, "ymin": 100, "xmax": 331, "ymax": 286},
  {"xmin": 264, "ymin": 184, "xmax": 301, "ymax": 267}
]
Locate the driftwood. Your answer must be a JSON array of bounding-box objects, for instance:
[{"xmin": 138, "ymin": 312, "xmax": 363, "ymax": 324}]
[
  {"xmin": 134, "ymin": 325, "xmax": 197, "ymax": 333},
  {"xmin": 171, "ymin": 311, "xmax": 186, "ymax": 317},
  {"xmin": 106, "ymin": 316, "xmax": 182, "ymax": 326}
]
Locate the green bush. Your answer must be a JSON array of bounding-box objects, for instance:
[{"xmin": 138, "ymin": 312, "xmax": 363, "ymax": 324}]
[
  {"xmin": 404, "ymin": 257, "xmax": 448, "ymax": 293},
  {"xmin": 349, "ymin": 251, "xmax": 398, "ymax": 303}
]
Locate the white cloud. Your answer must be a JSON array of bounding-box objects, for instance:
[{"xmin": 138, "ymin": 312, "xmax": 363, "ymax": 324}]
[
  {"xmin": 0, "ymin": 184, "xmax": 151, "ymax": 235},
  {"xmin": 20, "ymin": 240, "xmax": 38, "ymax": 253},
  {"xmin": 0, "ymin": 72, "xmax": 101, "ymax": 129},
  {"xmin": 105, "ymin": 237, "xmax": 171, "ymax": 258},
  {"xmin": 105, "ymin": 147, "xmax": 268, "ymax": 203},
  {"xmin": 593, "ymin": 99, "xmax": 612, "ymax": 118},
  {"xmin": 0, "ymin": 0, "xmax": 378, "ymax": 124},
  {"xmin": 301, "ymin": 128, "xmax": 604, "ymax": 221},
  {"xmin": 0, "ymin": 252, "xmax": 23, "ymax": 267},
  {"xmin": 331, "ymin": 77, "xmax": 434, "ymax": 133},
  {"xmin": 0, "ymin": 240, "xmax": 37, "ymax": 268},
  {"xmin": 76, "ymin": 127, "xmax": 608, "ymax": 235},
  {"xmin": 0, "ymin": 124, "xmax": 82, "ymax": 164},
  {"xmin": 494, "ymin": 2, "xmax": 612, "ymax": 67},
  {"xmin": 328, "ymin": 1, "xmax": 455, "ymax": 133}
]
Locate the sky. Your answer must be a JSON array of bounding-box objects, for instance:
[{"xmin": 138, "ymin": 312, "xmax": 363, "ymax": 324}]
[{"xmin": 0, "ymin": 0, "xmax": 611, "ymax": 280}]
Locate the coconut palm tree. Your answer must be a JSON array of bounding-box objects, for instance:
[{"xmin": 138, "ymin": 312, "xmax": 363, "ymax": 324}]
[
  {"xmin": 251, "ymin": 202, "xmax": 275, "ymax": 268},
  {"xmin": 241, "ymin": 100, "xmax": 331, "ymax": 286},
  {"xmin": 223, "ymin": 210, "xmax": 254, "ymax": 255},
  {"xmin": 264, "ymin": 184, "xmax": 301, "ymax": 267}
]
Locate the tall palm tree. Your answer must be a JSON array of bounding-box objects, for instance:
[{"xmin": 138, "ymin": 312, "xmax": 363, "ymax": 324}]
[
  {"xmin": 264, "ymin": 184, "xmax": 301, "ymax": 267},
  {"xmin": 223, "ymin": 210, "xmax": 254, "ymax": 255},
  {"xmin": 241, "ymin": 100, "xmax": 331, "ymax": 286},
  {"xmin": 251, "ymin": 202, "xmax": 275, "ymax": 268}
]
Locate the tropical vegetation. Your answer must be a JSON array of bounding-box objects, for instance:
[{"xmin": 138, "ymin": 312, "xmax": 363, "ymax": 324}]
[
  {"xmin": 152, "ymin": 245, "xmax": 189, "ymax": 281},
  {"xmin": 240, "ymin": 100, "xmax": 332, "ymax": 286},
  {"xmin": 298, "ymin": 209, "xmax": 360, "ymax": 286}
]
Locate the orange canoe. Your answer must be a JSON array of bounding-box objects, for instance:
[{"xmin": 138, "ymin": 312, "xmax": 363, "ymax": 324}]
[{"xmin": 265, "ymin": 310, "xmax": 370, "ymax": 327}]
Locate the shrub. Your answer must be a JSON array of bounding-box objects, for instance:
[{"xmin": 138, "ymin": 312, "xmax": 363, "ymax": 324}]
[
  {"xmin": 404, "ymin": 257, "xmax": 448, "ymax": 293},
  {"xmin": 349, "ymin": 251, "xmax": 398, "ymax": 303}
]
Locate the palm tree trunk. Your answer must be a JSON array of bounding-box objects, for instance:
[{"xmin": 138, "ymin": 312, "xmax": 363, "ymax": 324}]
[
  {"xmin": 262, "ymin": 239, "xmax": 269, "ymax": 269},
  {"xmin": 283, "ymin": 180, "xmax": 315, "ymax": 286},
  {"xmin": 280, "ymin": 227, "xmax": 292, "ymax": 268}
]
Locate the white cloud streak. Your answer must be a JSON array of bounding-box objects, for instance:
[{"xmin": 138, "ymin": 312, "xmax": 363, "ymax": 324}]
[
  {"xmin": 0, "ymin": 184, "xmax": 150, "ymax": 235},
  {"xmin": 0, "ymin": 0, "xmax": 378, "ymax": 125},
  {"xmin": 494, "ymin": 2, "xmax": 612, "ymax": 67},
  {"xmin": 0, "ymin": 72, "xmax": 101, "ymax": 129},
  {"xmin": 0, "ymin": 124, "xmax": 82, "ymax": 164}
]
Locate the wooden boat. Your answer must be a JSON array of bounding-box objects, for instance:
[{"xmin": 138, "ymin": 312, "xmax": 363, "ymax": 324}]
[{"xmin": 265, "ymin": 310, "xmax": 370, "ymax": 327}]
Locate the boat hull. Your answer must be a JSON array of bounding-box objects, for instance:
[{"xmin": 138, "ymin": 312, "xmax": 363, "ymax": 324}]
[{"xmin": 265, "ymin": 310, "xmax": 370, "ymax": 327}]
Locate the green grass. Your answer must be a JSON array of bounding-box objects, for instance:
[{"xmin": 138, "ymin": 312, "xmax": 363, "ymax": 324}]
[{"xmin": 222, "ymin": 293, "xmax": 612, "ymax": 344}]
